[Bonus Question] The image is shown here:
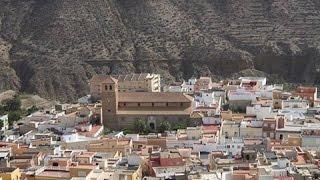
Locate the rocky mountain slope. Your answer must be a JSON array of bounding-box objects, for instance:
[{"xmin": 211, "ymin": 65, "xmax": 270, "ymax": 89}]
[{"xmin": 1, "ymin": 0, "xmax": 320, "ymax": 101}]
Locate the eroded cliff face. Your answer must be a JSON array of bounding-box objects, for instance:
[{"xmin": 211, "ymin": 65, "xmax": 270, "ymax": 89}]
[{"xmin": 1, "ymin": 0, "xmax": 320, "ymax": 101}]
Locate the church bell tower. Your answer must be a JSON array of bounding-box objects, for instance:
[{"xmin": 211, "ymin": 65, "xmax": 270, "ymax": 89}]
[{"xmin": 101, "ymin": 76, "xmax": 118, "ymax": 129}]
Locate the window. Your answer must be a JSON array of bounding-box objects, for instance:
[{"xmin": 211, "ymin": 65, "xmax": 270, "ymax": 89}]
[
  {"xmin": 138, "ymin": 103, "xmax": 141, "ymax": 107},
  {"xmin": 180, "ymin": 102, "xmax": 183, "ymax": 107},
  {"xmin": 279, "ymin": 134, "xmax": 283, "ymax": 140},
  {"xmin": 109, "ymin": 85, "xmax": 112, "ymax": 90},
  {"xmin": 152, "ymin": 103, "xmax": 154, "ymax": 107},
  {"xmin": 105, "ymin": 85, "xmax": 108, "ymax": 90},
  {"xmin": 52, "ymin": 162, "xmax": 59, "ymax": 166},
  {"xmin": 124, "ymin": 103, "xmax": 126, "ymax": 106},
  {"xmin": 166, "ymin": 103, "xmax": 169, "ymax": 106}
]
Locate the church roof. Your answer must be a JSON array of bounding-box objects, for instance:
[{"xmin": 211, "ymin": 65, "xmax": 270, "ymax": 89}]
[
  {"xmin": 115, "ymin": 73, "xmax": 151, "ymax": 81},
  {"xmin": 90, "ymin": 73, "xmax": 154, "ymax": 84},
  {"xmin": 90, "ymin": 75, "xmax": 118, "ymax": 84},
  {"xmin": 104, "ymin": 76, "xmax": 118, "ymax": 84},
  {"xmin": 118, "ymin": 92, "xmax": 193, "ymax": 103}
]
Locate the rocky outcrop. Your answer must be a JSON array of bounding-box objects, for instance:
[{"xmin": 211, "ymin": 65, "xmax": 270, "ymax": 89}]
[{"xmin": 1, "ymin": 0, "xmax": 320, "ymax": 101}]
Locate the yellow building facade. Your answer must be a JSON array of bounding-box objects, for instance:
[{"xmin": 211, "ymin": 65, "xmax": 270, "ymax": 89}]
[{"xmin": 0, "ymin": 168, "xmax": 21, "ymax": 180}]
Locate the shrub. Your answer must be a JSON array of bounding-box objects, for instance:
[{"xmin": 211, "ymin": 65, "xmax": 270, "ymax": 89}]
[
  {"xmin": 158, "ymin": 121, "xmax": 171, "ymax": 133},
  {"xmin": 27, "ymin": 105, "xmax": 39, "ymax": 115},
  {"xmin": 8, "ymin": 111, "xmax": 21, "ymax": 126},
  {"xmin": 134, "ymin": 119, "xmax": 147, "ymax": 134}
]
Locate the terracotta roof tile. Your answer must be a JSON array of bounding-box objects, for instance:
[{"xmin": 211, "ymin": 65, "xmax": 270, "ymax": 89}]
[
  {"xmin": 90, "ymin": 75, "xmax": 117, "ymax": 84},
  {"xmin": 118, "ymin": 92, "xmax": 193, "ymax": 103},
  {"xmin": 115, "ymin": 73, "xmax": 150, "ymax": 82}
]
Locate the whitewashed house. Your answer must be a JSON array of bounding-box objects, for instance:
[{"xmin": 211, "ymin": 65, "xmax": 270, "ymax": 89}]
[
  {"xmin": 246, "ymin": 104, "xmax": 274, "ymax": 120},
  {"xmin": 181, "ymin": 77, "xmax": 197, "ymax": 93},
  {"xmin": 186, "ymin": 127, "xmax": 203, "ymax": 140},
  {"xmin": 282, "ymin": 98, "xmax": 309, "ymax": 109},
  {"xmin": 164, "ymin": 81, "xmax": 186, "ymax": 92},
  {"xmin": 193, "ymin": 137, "xmax": 244, "ymax": 156},
  {"xmin": 0, "ymin": 114, "xmax": 9, "ymax": 130},
  {"xmin": 202, "ymin": 116, "xmax": 221, "ymax": 125},
  {"xmin": 195, "ymin": 90, "xmax": 217, "ymax": 107}
]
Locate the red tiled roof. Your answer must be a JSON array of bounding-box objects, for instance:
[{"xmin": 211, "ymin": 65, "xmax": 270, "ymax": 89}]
[
  {"xmin": 78, "ymin": 125, "xmax": 103, "ymax": 137},
  {"xmin": 202, "ymin": 125, "xmax": 219, "ymax": 134},
  {"xmin": 297, "ymin": 86, "xmax": 317, "ymax": 93},
  {"xmin": 243, "ymin": 139, "xmax": 263, "ymax": 145},
  {"xmin": 118, "ymin": 92, "xmax": 193, "ymax": 103},
  {"xmin": 90, "ymin": 75, "xmax": 118, "ymax": 84}
]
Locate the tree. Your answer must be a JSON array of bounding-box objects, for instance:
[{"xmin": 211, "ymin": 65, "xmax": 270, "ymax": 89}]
[
  {"xmin": 27, "ymin": 105, "xmax": 39, "ymax": 115},
  {"xmin": 123, "ymin": 129, "xmax": 133, "ymax": 135},
  {"xmin": 134, "ymin": 119, "xmax": 147, "ymax": 134},
  {"xmin": 173, "ymin": 123, "xmax": 186, "ymax": 130},
  {"xmin": 3, "ymin": 96, "xmax": 21, "ymax": 112},
  {"xmin": 158, "ymin": 121, "xmax": 171, "ymax": 133},
  {"xmin": 8, "ymin": 112, "xmax": 21, "ymax": 126},
  {"xmin": 102, "ymin": 128, "xmax": 111, "ymax": 135},
  {"xmin": 0, "ymin": 120, "xmax": 3, "ymax": 130}
]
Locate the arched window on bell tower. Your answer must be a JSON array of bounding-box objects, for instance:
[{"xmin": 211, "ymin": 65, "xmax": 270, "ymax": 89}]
[{"xmin": 104, "ymin": 84, "xmax": 115, "ymax": 92}]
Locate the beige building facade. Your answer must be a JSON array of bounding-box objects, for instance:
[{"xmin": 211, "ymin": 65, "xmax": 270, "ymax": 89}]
[{"xmin": 90, "ymin": 73, "xmax": 161, "ymax": 101}]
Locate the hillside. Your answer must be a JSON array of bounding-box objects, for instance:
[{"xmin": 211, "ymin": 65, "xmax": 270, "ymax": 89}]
[{"xmin": 1, "ymin": 0, "xmax": 320, "ymax": 101}]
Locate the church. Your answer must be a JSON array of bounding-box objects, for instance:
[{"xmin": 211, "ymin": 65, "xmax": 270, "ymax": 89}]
[{"xmin": 101, "ymin": 76, "xmax": 194, "ymax": 131}]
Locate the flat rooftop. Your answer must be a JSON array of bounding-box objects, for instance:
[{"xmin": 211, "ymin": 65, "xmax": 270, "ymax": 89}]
[
  {"xmin": 0, "ymin": 167, "xmax": 17, "ymax": 173},
  {"xmin": 37, "ymin": 170, "xmax": 70, "ymax": 178}
]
